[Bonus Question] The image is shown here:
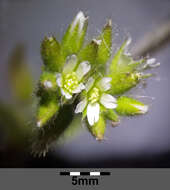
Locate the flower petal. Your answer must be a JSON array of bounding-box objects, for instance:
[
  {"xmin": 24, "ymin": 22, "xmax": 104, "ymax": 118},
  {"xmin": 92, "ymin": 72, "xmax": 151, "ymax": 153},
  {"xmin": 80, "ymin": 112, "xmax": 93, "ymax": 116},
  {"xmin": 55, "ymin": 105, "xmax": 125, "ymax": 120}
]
[
  {"xmin": 61, "ymin": 88, "xmax": 72, "ymax": 99},
  {"xmin": 72, "ymin": 83, "xmax": 85, "ymax": 93},
  {"xmin": 100, "ymin": 93, "xmax": 117, "ymax": 109},
  {"xmin": 98, "ymin": 77, "xmax": 112, "ymax": 91},
  {"xmin": 87, "ymin": 103, "xmax": 100, "ymax": 126},
  {"xmin": 85, "ymin": 77, "xmax": 95, "ymax": 92},
  {"xmin": 56, "ymin": 74, "xmax": 62, "ymax": 87},
  {"xmin": 75, "ymin": 98, "xmax": 87, "ymax": 113},
  {"xmin": 76, "ymin": 61, "xmax": 91, "ymax": 81},
  {"xmin": 63, "ymin": 54, "xmax": 77, "ymax": 74}
]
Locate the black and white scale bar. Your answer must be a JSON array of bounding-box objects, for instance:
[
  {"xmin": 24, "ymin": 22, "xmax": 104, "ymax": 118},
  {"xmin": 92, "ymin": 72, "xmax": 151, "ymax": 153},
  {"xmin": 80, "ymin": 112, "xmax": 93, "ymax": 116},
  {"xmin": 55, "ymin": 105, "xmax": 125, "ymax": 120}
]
[{"xmin": 60, "ymin": 172, "xmax": 110, "ymax": 176}]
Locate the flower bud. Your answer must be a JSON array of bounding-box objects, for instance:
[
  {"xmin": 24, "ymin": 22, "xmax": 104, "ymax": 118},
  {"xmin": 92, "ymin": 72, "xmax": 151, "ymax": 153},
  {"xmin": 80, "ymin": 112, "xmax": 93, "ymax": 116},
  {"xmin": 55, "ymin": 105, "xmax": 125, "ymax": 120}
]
[
  {"xmin": 88, "ymin": 115, "xmax": 106, "ymax": 140},
  {"xmin": 41, "ymin": 36, "xmax": 62, "ymax": 72},
  {"xmin": 116, "ymin": 96, "xmax": 148, "ymax": 116},
  {"xmin": 61, "ymin": 11, "xmax": 88, "ymax": 58}
]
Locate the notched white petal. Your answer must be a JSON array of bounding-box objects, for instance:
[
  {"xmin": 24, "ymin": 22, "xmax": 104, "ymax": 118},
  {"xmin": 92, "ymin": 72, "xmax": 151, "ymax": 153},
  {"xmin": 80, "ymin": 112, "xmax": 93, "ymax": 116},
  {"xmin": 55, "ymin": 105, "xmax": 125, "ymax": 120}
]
[
  {"xmin": 85, "ymin": 77, "xmax": 95, "ymax": 92},
  {"xmin": 98, "ymin": 77, "xmax": 112, "ymax": 91},
  {"xmin": 72, "ymin": 83, "xmax": 85, "ymax": 93},
  {"xmin": 76, "ymin": 61, "xmax": 91, "ymax": 81},
  {"xmin": 61, "ymin": 88, "xmax": 72, "ymax": 99},
  {"xmin": 63, "ymin": 54, "xmax": 77, "ymax": 74},
  {"xmin": 75, "ymin": 98, "xmax": 87, "ymax": 113},
  {"xmin": 87, "ymin": 103, "xmax": 100, "ymax": 126},
  {"xmin": 100, "ymin": 93, "xmax": 117, "ymax": 109}
]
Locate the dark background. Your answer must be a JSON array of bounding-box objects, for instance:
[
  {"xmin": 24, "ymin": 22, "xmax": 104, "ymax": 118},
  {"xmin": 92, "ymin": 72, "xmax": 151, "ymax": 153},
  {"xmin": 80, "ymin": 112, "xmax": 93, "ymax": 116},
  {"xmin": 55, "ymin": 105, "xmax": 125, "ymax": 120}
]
[{"xmin": 0, "ymin": 0, "xmax": 170, "ymax": 167}]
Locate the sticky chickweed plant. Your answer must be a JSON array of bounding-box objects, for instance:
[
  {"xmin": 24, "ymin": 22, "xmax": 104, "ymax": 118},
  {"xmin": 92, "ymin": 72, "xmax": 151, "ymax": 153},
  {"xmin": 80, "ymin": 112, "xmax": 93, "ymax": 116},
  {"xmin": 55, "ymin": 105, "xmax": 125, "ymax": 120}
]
[{"xmin": 33, "ymin": 11, "xmax": 159, "ymax": 155}]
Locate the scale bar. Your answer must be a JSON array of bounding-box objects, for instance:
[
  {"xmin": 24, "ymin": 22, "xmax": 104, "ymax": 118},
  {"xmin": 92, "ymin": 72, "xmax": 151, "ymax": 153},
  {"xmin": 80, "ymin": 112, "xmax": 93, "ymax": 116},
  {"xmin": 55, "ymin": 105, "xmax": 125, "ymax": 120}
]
[{"xmin": 60, "ymin": 171, "xmax": 110, "ymax": 176}]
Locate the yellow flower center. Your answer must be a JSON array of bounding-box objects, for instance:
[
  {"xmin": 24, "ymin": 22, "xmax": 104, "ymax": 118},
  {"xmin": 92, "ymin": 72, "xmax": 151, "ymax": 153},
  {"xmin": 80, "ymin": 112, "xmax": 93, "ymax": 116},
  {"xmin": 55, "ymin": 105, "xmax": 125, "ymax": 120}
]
[
  {"xmin": 63, "ymin": 72, "xmax": 79, "ymax": 93},
  {"xmin": 88, "ymin": 87, "xmax": 100, "ymax": 104}
]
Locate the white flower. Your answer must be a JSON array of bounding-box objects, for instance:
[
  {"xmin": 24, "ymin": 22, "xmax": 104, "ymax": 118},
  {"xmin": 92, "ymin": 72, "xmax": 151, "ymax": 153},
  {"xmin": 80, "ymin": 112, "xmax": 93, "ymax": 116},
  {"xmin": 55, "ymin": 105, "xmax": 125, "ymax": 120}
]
[
  {"xmin": 75, "ymin": 77, "xmax": 117, "ymax": 126},
  {"xmin": 56, "ymin": 54, "xmax": 91, "ymax": 99}
]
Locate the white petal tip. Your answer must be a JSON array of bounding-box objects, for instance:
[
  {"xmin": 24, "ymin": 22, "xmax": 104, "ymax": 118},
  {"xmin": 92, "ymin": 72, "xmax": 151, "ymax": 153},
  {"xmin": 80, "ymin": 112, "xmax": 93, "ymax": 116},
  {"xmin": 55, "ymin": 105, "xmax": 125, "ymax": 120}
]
[
  {"xmin": 47, "ymin": 36, "xmax": 54, "ymax": 41},
  {"xmin": 71, "ymin": 11, "xmax": 88, "ymax": 34},
  {"xmin": 135, "ymin": 105, "xmax": 148, "ymax": 114},
  {"xmin": 107, "ymin": 19, "xmax": 112, "ymax": 27},
  {"xmin": 147, "ymin": 58, "xmax": 156, "ymax": 65},
  {"xmin": 44, "ymin": 81, "xmax": 53, "ymax": 88},
  {"xmin": 37, "ymin": 121, "xmax": 42, "ymax": 128},
  {"xmin": 126, "ymin": 37, "xmax": 132, "ymax": 46},
  {"xmin": 92, "ymin": 39, "xmax": 102, "ymax": 45},
  {"xmin": 76, "ymin": 61, "xmax": 91, "ymax": 80}
]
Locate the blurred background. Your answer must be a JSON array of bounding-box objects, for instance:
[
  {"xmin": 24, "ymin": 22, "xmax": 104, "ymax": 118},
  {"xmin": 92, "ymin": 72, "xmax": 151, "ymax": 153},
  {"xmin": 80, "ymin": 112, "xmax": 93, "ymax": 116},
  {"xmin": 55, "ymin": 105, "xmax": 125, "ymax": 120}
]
[{"xmin": 0, "ymin": 0, "xmax": 170, "ymax": 168}]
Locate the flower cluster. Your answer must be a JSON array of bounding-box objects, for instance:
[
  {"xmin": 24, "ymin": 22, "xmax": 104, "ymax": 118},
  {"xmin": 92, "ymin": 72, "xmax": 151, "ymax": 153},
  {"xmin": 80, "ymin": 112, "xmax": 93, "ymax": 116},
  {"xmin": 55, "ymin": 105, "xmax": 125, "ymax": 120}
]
[
  {"xmin": 75, "ymin": 77, "xmax": 117, "ymax": 126},
  {"xmin": 36, "ymin": 11, "xmax": 159, "ymax": 141}
]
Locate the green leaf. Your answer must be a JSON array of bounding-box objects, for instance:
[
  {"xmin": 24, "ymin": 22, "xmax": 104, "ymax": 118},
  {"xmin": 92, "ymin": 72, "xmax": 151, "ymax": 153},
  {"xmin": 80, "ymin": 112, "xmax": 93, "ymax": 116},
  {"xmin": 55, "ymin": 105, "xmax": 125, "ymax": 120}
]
[
  {"xmin": 116, "ymin": 96, "xmax": 148, "ymax": 116},
  {"xmin": 96, "ymin": 20, "xmax": 112, "ymax": 65},
  {"xmin": 8, "ymin": 45, "xmax": 33, "ymax": 103},
  {"xmin": 61, "ymin": 11, "xmax": 88, "ymax": 58},
  {"xmin": 41, "ymin": 36, "xmax": 63, "ymax": 72}
]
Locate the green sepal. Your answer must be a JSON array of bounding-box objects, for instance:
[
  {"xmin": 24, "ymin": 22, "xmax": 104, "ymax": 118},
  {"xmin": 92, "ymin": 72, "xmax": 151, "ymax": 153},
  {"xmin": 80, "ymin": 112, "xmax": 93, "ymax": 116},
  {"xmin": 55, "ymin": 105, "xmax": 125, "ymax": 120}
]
[
  {"xmin": 96, "ymin": 20, "xmax": 112, "ymax": 65},
  {"xmin": 36, "ymin": 94, "xmax": 59, "ymax": 128},
  {"xmin": 109, "ymin": 39, "xmax": 144, "ymax": 94},
  {"xmin": 61, "ymin": 11, "xmax": 88, "ymax": 58},
  {"xmin": 104, "ymin": 109, "xmax": 119, "ymax": 122},
  {"xmin": 110, "ymin": 72, "xmax": 141, "ymax": 95},
  {"xmin": 39, "ymin": 71, "xmax": 58, "ymax": 91},
  {"xmin": 116, "ymin": 96, "xmax": 148, "ymax": 116},
  {"xmin": 110, "ymin": 39, "xmax": 142, "ymax": 73},
  {"xmin": 88, "ymin": 115, "xmax": 106, "ymax": 140},
  {"xmin": 78, "ymin": 39, "xmax": 99, "ymax": 64},
  {"xmin": 41, "ymin": 36, "xmax": 62, "ymax": 72}
]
